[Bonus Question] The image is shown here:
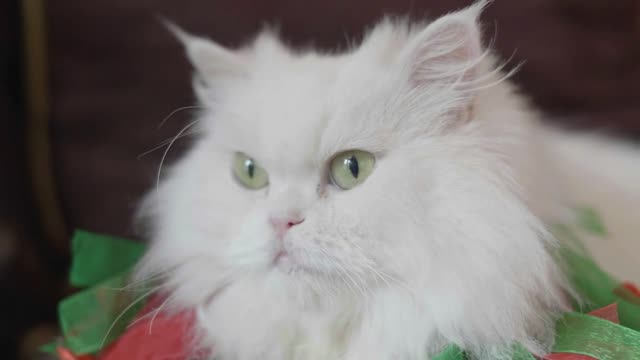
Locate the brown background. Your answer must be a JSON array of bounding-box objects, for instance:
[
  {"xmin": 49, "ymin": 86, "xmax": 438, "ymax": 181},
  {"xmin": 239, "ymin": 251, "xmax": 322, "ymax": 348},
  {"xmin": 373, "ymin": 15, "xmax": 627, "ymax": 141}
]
[
  {"xmin": 48, "ymin": 0, "xmax": 640, "ymax": 240},
  {"xmin": 2, "ymin": 0, "xmax": 640, "ymax": 358}
]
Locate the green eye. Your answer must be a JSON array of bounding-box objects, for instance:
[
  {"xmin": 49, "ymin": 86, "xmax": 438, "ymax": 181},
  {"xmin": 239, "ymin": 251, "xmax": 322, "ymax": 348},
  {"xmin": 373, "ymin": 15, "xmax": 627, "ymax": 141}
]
[
  {"xmin": 233, "ymin": 152, "xmax": 269, "ymax": 189},
  {"xmin": 329, "ymin": 150, "xmax": 376, "ymax": 190}
]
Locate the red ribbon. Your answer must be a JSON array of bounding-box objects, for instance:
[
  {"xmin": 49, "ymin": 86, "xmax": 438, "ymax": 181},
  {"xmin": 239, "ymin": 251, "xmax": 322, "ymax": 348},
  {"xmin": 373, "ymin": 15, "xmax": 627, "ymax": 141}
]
[
  {"xmin": 56, "ymin": 347, "xmax": 95, "ymax": 360},
  {"xmin": 54, "ymin": 295, "xmax": 203, "ymax": 360},
  {"xmin": 98, "ymin": 296, "xmax": 207, "ymax": 360},
  {"xmin": 623, "ymin": 282, "xmax": 640, "ymax": 298}
]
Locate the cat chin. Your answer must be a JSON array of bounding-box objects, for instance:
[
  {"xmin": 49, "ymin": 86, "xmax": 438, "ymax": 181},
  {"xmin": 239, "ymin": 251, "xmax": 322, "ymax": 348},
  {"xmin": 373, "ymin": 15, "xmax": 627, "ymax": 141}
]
[
  {"xmin": 195, "ymin": 270, "xmax": 359, "ymax": 359},
  {"xmin": 194, "ymin": 269, "xmax": 560, "ymax": 360},
  {"xmin": 272, "ymin": 254, "xmax": 320, "ymax": 278}
]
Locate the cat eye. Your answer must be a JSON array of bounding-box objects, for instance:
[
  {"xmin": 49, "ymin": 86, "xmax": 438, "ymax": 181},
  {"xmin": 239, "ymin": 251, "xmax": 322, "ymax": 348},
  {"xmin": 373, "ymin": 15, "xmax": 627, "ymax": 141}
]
[
  {"xmin": 232, "ymin": 152, "xmax": 269, "ymax": 189},
  {"xmin": 329, "ymin": 150, "xmax": 375, "ymax": 190}
]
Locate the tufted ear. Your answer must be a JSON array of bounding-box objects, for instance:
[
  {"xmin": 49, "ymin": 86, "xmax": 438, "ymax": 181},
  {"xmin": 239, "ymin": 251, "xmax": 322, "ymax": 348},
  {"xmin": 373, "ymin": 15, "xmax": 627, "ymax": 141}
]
[
  {"xmin": 402, "ymin": 1, "xmax": 488, "ymax": 89},
  {"xmin": 163, "ymin": 20, "xmax": 247, "ymax": 86}
]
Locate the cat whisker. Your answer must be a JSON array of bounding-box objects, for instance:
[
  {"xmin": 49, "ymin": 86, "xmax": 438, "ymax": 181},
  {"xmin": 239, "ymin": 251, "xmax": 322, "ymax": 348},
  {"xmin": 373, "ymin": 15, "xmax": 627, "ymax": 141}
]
[
  {"xmin": 299, "ymin": 249, "xmax": 342, "ymax": 302},
  {"xmin": 371, "ymin": 266, "xmax": 414, "ymax": 297},
  {"xmin": 124, "ymin": 299, "xmax": 159, "ymax": 329},
  {"xmin": 156, "ymin": 105, "xmax": 205, "ymax": 129},
  {"xmin": 156, "ymin": 119, "xmax": 201, "ymax": 188},
  {"xmin": 114, "ymin": 271, "xmax": 174, "ymax": 292},
  {"xmin": 315, "ymin": 247, "xmax": 370, "ymax": 300},
  {"xmin": 99, "ymin": 287, "xmax": 158, "ymax": 351},
  {"xmin": 120, "ymin": 262, "xmax": 187, "ymax": 292},
  {"xmin": 137, "ymin": 129, "xmax": 199, "ymax": 159},
  {"xmin": 137, "ymin": 105, "xmax": 204, "ymax": 159},
  {"xmin": 148, "ymin": 292, "xmax": 178, "ymax": 335},
  {"xmin": 107, "ymin": 281, "xmax": 165, "ymax": 295},
  {"xmin": 348, "ymin": 241, "xmax": 415, "ymax": 297}
]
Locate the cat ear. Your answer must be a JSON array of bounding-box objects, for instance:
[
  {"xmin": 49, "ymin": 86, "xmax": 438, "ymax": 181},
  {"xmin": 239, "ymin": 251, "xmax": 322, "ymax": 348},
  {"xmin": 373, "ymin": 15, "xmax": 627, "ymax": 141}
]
[
  {"xmin": 403, "ymin": 1, "xmax": 488, "ymax": 88},
  {"xmin": 163, "ymin": 20, "xmax": 246, "ymax": 84}
]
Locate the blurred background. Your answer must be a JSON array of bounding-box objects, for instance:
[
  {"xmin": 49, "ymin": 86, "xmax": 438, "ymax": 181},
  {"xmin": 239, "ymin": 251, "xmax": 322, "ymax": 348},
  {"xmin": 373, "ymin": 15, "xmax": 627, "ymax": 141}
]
[{"xmin": 2, "ymin": 0, "xmax": 639, "ymax": 358}]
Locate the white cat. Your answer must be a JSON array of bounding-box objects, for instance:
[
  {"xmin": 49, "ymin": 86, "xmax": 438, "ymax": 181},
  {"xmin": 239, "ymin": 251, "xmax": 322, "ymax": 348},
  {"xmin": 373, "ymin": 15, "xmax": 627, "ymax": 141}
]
[{"xmin": 136, "ymin": 1, "xmax": 640, "ymax": 359}]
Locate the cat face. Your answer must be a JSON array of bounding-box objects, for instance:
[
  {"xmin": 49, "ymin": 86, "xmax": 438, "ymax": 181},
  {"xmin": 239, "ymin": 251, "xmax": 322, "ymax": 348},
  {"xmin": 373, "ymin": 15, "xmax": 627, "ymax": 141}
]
[
  {"xmin": 149, "ymin": 17, "xmax": 484, "ymax": 294},
  {"xmin": 169, "ymin": 44, "xmax": 424, "ymax": 297},
  {"xmin": 139, "ymin": 6, "xmax": 566, "ymax": 354}
]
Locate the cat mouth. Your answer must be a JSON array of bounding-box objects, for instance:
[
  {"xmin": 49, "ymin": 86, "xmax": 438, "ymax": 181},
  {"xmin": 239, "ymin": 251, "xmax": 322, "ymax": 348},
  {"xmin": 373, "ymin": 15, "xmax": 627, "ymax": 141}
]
[{"xmin": 273, "ymin": 249, "xmax": 289, "ymax": 265}]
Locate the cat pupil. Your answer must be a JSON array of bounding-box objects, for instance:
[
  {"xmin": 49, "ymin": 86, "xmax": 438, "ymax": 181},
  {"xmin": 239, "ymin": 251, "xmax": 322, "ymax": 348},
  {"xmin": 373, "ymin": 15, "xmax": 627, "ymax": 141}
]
[
  {"xmin": 245, "ymin": 159, "xmax": 255, "ymax": 178},
  {"xmin": 346, "ymin": 155, "xmax": 359, "ymax": 178}
]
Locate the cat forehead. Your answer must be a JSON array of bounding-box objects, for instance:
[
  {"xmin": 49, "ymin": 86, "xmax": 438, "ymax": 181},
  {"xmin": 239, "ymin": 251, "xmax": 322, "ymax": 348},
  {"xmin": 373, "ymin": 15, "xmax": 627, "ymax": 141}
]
[{"xmin": 211, "ymin": 52, "xmax": 392, "ymax": 169}]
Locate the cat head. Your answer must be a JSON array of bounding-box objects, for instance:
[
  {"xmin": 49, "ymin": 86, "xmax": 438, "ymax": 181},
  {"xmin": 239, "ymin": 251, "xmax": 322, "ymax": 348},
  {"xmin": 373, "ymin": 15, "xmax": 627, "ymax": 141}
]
[{"xmin": 138, "ymin": 1, "xmax": 566, "ymax": 354}]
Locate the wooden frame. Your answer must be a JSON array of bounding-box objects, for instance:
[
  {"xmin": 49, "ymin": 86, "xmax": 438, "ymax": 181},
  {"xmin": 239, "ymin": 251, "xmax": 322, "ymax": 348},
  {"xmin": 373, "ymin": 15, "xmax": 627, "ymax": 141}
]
[{"xmin": 21, "ymin": 0, "xmax": 69, "ymax": 254}]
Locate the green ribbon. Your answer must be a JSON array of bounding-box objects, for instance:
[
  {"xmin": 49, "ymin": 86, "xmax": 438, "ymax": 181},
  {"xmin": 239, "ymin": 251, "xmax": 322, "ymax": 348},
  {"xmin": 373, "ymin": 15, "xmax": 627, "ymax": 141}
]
[
  {"xmin": 431, "ymin": 344, "xmax": 535, "ymax": 360},
  {"xmin": 553, "ymin": 311, "xmax": 640, "ymax": 359},
  {"xmin": 512, "ymin": 345, "xmax": 537, "ymax": 360},
  {"xmin": 59, "ymin": 272, "xmax": 146, "ymax": 354},
  {"xmin": 575, "ymin": 207, "xmax": 607, "ymax": 237},
  {"xmin": 70, "ymin": 230, "xmax": 146, "ymax": 288},
  {"xmin": 432, "ymin": 345, "xmax": 465, "ymax": 360},
  {"xmin": 41, "ymin": 231, "xmax": 148, "ymax": 355},
  {"xmin": 561, "ymin": 247, "xmax": 640, "ymax": 331}
]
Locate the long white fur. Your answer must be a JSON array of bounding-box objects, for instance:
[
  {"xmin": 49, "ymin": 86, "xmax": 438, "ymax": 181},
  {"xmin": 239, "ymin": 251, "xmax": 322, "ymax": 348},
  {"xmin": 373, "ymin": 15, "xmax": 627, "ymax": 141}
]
[{"xmin": 136, "ymin": 2, "xmax": 640, "ymax": 359}]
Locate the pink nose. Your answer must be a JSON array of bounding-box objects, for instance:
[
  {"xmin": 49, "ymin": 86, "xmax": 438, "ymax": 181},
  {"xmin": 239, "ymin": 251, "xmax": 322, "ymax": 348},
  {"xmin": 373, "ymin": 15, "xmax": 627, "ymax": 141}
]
[{"xmin": 270, "ymin": 217, "xmax": 304, "ymax": 238}]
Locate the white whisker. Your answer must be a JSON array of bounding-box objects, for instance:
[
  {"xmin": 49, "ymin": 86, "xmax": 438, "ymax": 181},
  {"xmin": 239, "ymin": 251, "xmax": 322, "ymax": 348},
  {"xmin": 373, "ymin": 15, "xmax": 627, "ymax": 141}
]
[
  {"xmin": 137, "ymin": 129, "xmax": 199, "ymax": 159},
  {"xmin": 156, "ymin": 119, "xmax": 201, "ymax": 188},
  {"xmin": 157, "ymin": 105, "xmax": 205, "ymax": 129},
  {"xmin": 148, "ymin": 292, "xmax": 177, "ymax": 335},
  {"xmin": 99, "ymin": 287, "xmax": 157, "ymax": 351}
]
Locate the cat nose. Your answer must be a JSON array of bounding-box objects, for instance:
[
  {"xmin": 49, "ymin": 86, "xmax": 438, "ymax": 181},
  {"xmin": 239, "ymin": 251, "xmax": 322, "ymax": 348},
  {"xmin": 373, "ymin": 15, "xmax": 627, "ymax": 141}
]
[{"xmin": 270, "ymin": 216, "xmax": 305, "ymax": 238}]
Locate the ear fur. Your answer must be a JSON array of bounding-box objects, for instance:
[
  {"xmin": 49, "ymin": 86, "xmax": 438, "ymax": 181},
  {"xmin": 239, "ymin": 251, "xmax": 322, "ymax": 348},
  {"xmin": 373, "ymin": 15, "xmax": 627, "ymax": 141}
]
[
  {"xmin": 402, "ymin": 1, "xmax": 489, "ymax": 88},
  {"xmin": 162, "ymin": 19, "xmax": 246, "ymax": 84}
]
